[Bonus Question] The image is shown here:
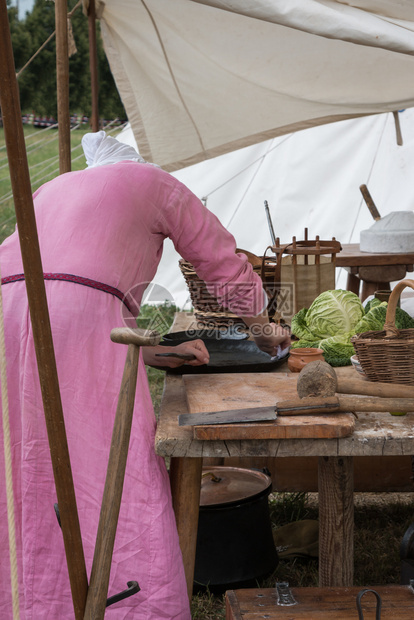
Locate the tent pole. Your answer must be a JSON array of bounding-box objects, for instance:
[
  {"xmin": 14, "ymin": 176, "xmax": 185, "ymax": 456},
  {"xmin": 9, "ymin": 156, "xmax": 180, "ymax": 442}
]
[
  {"xmin": 0, "ymin": 3, "xmax": 88, "ymax": 618},
  {"xmin": 88, "ymin": 0, "xmax": 100, "ymax": 132},
  {"xmin": 55, "ymin": 0, "xmax": 72, "ymax": 173}
]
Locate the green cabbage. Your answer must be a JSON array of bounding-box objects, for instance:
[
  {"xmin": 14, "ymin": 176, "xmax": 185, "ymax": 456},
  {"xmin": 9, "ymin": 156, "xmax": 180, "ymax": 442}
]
[
  {"xmin": 355, "ymin": 300, "xmax": 414, "ymax": 333},
  {"xmin": 290, "ymin": 289, "xmax": 414, "ymax": 367},
  {"xmin": 291, "ymin": 290, "xmax": 364, "ymax": 340},
  {"xmin": 363, "ymin": 297, "xmax": 382, "ymax": 314},
  {"xmin": 290, "ymin": 307, "xmax": 314, "ymax": 341},
  {"xmin": 302, "ymin": 289, "xmax": 364, "ymax": 339},
  {"xmin": 317, "ymin": 334, "xmax": 356, "ymax": 367},
  {"xmin": 290, "ymin": 289, "xmax": 365, "ymax": 367}
]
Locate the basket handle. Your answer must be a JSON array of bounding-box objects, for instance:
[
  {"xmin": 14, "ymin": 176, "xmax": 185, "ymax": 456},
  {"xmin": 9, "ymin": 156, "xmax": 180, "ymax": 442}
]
[
  {"xmin": 261, "ymin": 243, "xmax": 291, "ymax": 286},
  {"xmin": 384, "ymin": 279, "xmax": 414, "ymax": 337}
]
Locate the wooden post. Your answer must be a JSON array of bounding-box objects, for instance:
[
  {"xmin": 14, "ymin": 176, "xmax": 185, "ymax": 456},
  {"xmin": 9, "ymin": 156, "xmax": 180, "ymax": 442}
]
[
  {"xmin": 88, "ymin": 0, "xmax": 100, "ymax": 132},
  {"xmin": 0, "ymin": 2, "xmax": 88, "ymax": 618},
  {"xmin": 318, "ymin": 456, "xmax": 354, "ymax": 587},
  {"xmin": 55, "ymin": 0, "xmax": 71, "ymax": 173}
]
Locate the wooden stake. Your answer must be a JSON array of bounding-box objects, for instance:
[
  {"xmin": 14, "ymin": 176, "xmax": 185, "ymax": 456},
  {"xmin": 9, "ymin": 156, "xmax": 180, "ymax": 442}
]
[
  {"xmin": 88, "ymin": 0, "xmax": 100, "ymax": 132},
  {"xmin": 0, "ymin": 4, "xmax": 88, "ymax": 617},
  {"xmin": 55, "ymin": 0, "xmax": 71, "ymax": 173}
]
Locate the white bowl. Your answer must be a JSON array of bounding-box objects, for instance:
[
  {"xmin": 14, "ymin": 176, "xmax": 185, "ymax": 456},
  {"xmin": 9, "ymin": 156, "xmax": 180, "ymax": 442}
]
[{"xmin": 350, "ymin": 354, "xmax": 366, "ymax": 378}]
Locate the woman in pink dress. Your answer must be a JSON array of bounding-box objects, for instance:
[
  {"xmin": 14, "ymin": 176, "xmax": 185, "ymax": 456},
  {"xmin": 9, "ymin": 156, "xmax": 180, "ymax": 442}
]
[{"xmin": 0, "ymin": 132, "xmax": 290, "ymax": 619}]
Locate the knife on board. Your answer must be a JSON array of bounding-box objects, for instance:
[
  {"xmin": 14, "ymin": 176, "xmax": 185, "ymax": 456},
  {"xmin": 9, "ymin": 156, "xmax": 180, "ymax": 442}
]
[
  {"xmin": 178, "ymin": 396, "xmax": 343, "ymax": 426},
  {"xmin": 178, "ymin": 406, "xmax": 277, "ymax": 426}
]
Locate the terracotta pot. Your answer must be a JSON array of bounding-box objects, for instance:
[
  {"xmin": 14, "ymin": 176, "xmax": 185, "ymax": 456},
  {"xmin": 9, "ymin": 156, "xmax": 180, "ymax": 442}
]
[{"xmin": 287, "ymin": 347, "xmax": 324, "ymax": 373}]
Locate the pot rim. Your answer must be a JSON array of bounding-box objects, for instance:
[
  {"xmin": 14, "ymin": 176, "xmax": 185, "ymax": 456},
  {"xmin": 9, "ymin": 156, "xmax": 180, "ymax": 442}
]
[{"xmin": 200, "ymin": 466, "xmax": 273, "ymax": 509}]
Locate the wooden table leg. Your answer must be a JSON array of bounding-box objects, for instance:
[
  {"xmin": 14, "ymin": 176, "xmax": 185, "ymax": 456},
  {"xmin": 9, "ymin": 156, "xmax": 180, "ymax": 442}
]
[
  {"xmin": 360, "ymin": 281, "xmax": 389, "ymax": 301},
  {"xmin": 318, "ymin": 456, "xmax": 354, "ymax": 587},
  {"xmin": 169, "ymin": 456, "xmax": 203, "ymax": 601},
  {"xmin": 345, "ymin": 271, "xmax": 360, "ymax": 296}
]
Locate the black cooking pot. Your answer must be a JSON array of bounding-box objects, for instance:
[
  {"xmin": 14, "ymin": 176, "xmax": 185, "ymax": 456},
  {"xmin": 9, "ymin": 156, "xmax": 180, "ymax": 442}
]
[{"xmin": 194, "ymin": 466, "xmax": 278, "ymax": 593}]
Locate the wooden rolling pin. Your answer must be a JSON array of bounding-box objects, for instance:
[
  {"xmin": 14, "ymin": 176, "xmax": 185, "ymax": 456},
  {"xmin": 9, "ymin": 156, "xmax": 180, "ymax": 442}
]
[
  {"xmin": 276, "ymin": 395, "xmax": 414, "ymax": 415},
  {"xmin": 336, "ymin": 377, "xmax": 414, "ymax": 399}
]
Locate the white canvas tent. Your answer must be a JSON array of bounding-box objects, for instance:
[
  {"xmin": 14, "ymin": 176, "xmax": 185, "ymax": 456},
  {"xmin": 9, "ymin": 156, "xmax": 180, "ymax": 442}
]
[
  {"xmin": 116, "ymin": 108, "xmax": 414, "ymax": 309},
  {"xmin": 94, "ymin": 0, "xmax": 414, "ymax": 309},
  {"xmin": 97, "ymin": 0, "xmax": 414, "ymax": 170}
]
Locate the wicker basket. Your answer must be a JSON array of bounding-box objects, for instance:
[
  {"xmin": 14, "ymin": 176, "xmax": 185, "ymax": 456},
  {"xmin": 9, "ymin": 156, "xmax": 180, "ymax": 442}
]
[
  {"xmin": 351, "ymin": 279, "xmax": 414, "ymax": 384},
  {"xmin": 178, "ymin": 249, "xmax": 279, "ymax": 329},
  {"xmin": 178, "ymin": 258, "xmax": 246, "ymax": 329}
]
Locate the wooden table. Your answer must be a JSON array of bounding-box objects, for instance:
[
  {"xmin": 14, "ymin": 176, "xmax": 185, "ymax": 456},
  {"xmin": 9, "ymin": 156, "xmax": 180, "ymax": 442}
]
[
  {"xmin": 155, "ymin": 365, "xmax": 414, "ymax": 600},
  {"xmin": 337, "ymin": 243, "xmax": 414, "ymax": 300}
]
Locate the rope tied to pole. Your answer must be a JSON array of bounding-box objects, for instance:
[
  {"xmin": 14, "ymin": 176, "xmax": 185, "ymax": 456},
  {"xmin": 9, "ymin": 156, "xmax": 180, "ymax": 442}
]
[{"xmin": 0, "ymin": 264, "xmax": 20, "ymax": 619}]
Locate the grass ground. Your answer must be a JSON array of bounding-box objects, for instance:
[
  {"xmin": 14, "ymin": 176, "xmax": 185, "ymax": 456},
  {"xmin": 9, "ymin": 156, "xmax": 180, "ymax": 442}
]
[{"xmin": 0, "ymin": 123, "xmax": 125, "ymax": 243}]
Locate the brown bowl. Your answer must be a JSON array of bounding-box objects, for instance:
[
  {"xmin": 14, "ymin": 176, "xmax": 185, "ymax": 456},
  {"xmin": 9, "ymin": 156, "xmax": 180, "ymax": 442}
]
[{"xmin": 287, "ymin": 347, "xmax": 324, "ymax": 373}]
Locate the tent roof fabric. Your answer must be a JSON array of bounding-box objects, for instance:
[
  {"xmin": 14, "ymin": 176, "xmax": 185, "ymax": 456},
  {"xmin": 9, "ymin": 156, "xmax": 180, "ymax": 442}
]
[
  {"xmin": 117, "ymin": 109, "xmax": 414, "ymax": 309},
  {"xmin": 98, "ymin": 0, "xmax": 414, "ymax": 170}
]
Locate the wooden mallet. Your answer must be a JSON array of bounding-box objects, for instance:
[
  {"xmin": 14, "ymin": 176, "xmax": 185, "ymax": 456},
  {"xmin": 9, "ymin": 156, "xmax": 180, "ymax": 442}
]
[
  {"xmin": 83, "ymin": 327, "xmax": 160, "ymax": 620},
  {"xmin": 276, "ymin": 360, "xmax": 414, "ymax": 415}
]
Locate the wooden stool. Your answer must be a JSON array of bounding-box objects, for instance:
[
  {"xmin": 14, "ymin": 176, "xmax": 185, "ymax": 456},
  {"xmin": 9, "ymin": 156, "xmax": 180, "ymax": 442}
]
[
  {"xmin": 225, "ymin": 586, "xmax": 414, "ymax": 619},
  {"xmin": 344, "ymin": 264, "xmax": 409, "ymax": 301}
]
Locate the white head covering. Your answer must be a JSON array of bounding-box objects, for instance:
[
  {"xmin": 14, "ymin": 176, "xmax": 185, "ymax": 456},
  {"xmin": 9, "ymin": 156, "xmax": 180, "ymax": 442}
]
[{"xmin": 81, "ymin": 130, "xmax": 151, "ymax": 168}]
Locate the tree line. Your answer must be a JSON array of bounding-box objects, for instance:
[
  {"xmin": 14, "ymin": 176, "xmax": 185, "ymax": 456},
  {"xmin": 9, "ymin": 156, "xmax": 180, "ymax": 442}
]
[{"xmin": 6, "ymin": 0, "xmax": 126, "ymax": 122}]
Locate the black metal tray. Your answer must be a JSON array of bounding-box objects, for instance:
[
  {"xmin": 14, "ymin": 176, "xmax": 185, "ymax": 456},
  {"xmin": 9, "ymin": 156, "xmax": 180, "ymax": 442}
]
[
  {"xmin": 162, "ymin": 326, "xmax": 248, "ymax": 342},
  {"xmin": 152, "ymin": 338, "xmax": 289, "ymax": 374}
]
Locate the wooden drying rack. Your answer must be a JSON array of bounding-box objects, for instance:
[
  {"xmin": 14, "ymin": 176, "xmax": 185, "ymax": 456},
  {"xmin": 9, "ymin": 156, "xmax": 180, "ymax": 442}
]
[
  {"xmin": 267, "ymin": 229, "xmax": 342, "ymax": 318},
  {"xmin": 271, "ymin": 228, "xmax": 342, "ymax": 261}
]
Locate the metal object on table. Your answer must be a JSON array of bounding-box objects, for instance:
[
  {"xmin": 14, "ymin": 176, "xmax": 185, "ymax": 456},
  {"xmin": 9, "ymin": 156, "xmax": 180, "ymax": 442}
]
[
  {"xmin": 276, "ymin": 581, "xmax": 297, "ymax": 606},
  {"xmin": 155, "ymin": 352, "xmax": 196, "ymax": 360},
  {"xmin": 356, "ymin": 588, "xmax": 382, "ymax": 619},
  {"xmin": 178, "ymin": 405, "xmax": 277, "ymax": 426},
  {"xmin": 162, "ymin": 327, "xmax": 248, "ymax": 341},
  {"xmin": 151, "ymin": 338, "xmax": 289, "ymax": 374}
]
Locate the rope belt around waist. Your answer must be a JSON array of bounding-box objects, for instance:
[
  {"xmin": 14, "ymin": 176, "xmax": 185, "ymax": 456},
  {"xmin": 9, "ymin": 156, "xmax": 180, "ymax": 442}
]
[{"xmin": 1, "ymin": 273, "xmax": 134, "ymax": 315}]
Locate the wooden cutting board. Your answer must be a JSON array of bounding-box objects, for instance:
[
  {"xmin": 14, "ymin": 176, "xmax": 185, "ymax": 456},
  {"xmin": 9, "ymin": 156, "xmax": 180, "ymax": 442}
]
[{"xmin": 183, "ymin": 373, "xmax": 355, "ymax": 440}]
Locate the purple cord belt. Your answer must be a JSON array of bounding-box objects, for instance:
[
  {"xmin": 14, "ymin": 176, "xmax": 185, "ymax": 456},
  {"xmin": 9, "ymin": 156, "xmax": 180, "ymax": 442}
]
[{"xmin": 1, "ymin": 272, "xmax": 134, "ymax": 315}]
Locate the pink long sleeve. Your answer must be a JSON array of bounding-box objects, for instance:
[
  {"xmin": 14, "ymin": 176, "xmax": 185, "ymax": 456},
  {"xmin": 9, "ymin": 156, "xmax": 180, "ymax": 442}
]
[{"xmin": 154, "ymin": 175, "xmax": 266, "ymax": 317}]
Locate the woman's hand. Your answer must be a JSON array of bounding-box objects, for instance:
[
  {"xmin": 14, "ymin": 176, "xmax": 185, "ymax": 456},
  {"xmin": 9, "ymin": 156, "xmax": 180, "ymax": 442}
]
[
  {"xmin": 252, "ymin": 323, "xmax": 291, "ymax": 356},
  {"xmin": 142, "ymin": 339, "xmax": 210, "ymax": 368}
]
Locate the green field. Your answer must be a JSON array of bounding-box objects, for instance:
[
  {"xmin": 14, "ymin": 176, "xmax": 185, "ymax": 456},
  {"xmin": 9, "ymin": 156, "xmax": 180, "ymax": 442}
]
[{"xmin": 0, "ymin": 124, "xmax": 125, "ymax": 243}]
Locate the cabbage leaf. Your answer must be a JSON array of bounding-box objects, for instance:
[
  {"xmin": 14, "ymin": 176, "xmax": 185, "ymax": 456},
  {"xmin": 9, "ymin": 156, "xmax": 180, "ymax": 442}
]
[{"xmin": 304, "ymin": 289, "xmax": 364, "ymax": 339}]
